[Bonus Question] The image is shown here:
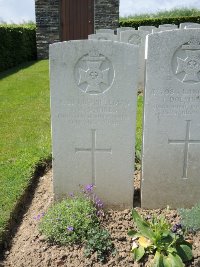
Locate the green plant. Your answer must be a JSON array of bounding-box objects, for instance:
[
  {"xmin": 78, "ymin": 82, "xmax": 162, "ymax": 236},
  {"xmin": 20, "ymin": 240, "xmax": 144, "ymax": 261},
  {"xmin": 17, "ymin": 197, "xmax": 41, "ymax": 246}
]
[
  {"xmin": 120, "ymin": 8, "xmax": 200, "ymax": 20},
  {"xmin": 120, "ymin": 15, "xmax": 200, "ymax": 29},
  {"xmin": 128, "ymin": 209, "xmax": 193, "ymax": 266},
  {"xmin": 0, "ymin": 24, "xmax": 36, "ymax": 72},
  {"xmin": 179, "ymin": 203, "xmax": 200, "ymax": 232},
  {"xmin": 85, "ymin": 227, "xmax": 115, "ymax": 262},
  {"xmin": 38, "ymin": 195, "xmax": 98, "ymax": 245}
]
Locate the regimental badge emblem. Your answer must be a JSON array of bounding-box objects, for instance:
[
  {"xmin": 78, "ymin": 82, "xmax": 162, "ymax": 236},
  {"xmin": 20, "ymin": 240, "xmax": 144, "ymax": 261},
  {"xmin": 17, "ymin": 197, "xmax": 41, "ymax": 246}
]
[
  {"xmin": 172, "ymin": 38, "xmax": 200, "ymax": 83},
  {"xmin": 74, "ymin": 49, "xmax": 115, "ymax": 95},
  {"xmin": 128, "ymin": 34, "xmax": 141, "ymax": 45}
]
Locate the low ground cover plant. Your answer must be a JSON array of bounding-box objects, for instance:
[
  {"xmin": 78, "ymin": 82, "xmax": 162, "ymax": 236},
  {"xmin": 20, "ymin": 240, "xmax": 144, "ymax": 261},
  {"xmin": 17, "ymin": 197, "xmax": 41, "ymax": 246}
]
[
  {"xmin": 179, "ymin": 202, "xmax": 200, "ymax": 232},
  {"xmin": 128, "ymin": 209, "xmax": 193, "ymax": 267},
  {"xmin": 39, "ymin": 184, "xmax": 114, "ymax": 262}
]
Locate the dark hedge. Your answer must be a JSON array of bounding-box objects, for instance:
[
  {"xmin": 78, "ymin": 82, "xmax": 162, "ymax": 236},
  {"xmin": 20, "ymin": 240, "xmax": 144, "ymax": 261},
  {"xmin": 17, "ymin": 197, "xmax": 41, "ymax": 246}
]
[
  {"xmin": 119, "ymin": 15, "xmax": 200, "ymax": 29},
  {"xmin": 0, "ymin": 25, "xmax": 37, "ymax": 72}
]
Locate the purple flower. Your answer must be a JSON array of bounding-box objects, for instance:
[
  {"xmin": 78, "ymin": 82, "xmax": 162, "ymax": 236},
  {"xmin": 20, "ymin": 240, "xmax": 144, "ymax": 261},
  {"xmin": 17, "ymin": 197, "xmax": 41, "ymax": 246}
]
[
  {"xmin": 95, "ymin": 198, "xmax": 104, "ymax": 208},
  {"xmin": 69, "ymin": 192, "xmax": 74, "ymax": 197},
  {"xmin": 172, "ymin": 223, "xmax": 182, "ymax": 233},
  {"xmin": 85, "ymin": 184, "xmax": 94, "ymax": 192},
  {"xmin": 67, "ymin": 226, "xmax": 74, "ymax": 232},
  {"xmin": 33, "ymin": 213, "xmax": 45, "ymax": 221}
]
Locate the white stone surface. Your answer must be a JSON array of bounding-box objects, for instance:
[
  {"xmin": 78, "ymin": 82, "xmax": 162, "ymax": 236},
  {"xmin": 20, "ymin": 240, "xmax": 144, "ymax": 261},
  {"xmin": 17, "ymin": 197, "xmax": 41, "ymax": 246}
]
[
  {"xmin": 138, "ymin": 25, "xmax": 156, "ymax": 32},
  {"xmin": 142, "ymin": 29, "xmax": 200, "ymax": 209},
  {"xmin": 159, "ymin": 24, "xmax": 178, "ymax": 29},
  {"xmin": 50, "ymin": 40, "xmax": 139, "ymax": 208},
  {"xmin": 152, "ymin": 28, "xmax": 179, "ymax": 33},
  {"xmin": 120, "ymin": 29, "xmax": 148, "ymax": 89},
  {"xmin": 180, "ymin": 22, "xmax": 200, "ymax": 29},
  {"xmin": 96, "ymin": 29, "xmax": 115, "ymax": 34},
  {"xmin": 116, "ymin": 27, "xmax": 134, "ymax": 36},
  {"xmin": 88, "ymin": 33, "xmax": 117, "ymax": 41},
  {"xmin": 185, "ymin": 24, "xmax": 200, "ymax": 29}
]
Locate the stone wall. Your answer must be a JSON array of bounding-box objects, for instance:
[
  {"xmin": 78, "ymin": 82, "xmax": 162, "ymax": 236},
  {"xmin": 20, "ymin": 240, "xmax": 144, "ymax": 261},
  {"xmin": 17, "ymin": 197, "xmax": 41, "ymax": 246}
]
[
  {"xmin": 35, "ymin": 0, "xmax": 119, "ymax": 59},
  {"xmin": 35, "ymin": 0, "xmax": 60, "ymax": 59},
  {"xmin": 95, "ymin": 0, "xmax": 119, "ymax": 30}
]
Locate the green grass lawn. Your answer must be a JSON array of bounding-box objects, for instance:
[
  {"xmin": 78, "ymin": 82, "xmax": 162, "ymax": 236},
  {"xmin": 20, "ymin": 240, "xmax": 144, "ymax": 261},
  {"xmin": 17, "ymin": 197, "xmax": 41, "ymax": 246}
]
[
  {"xmin": 0, "ymin": 60, "xmax": 51, "ymax": 244},
  {"xmin": 0, "ymin": 60, "xmax": 143, "ymax": 247}
]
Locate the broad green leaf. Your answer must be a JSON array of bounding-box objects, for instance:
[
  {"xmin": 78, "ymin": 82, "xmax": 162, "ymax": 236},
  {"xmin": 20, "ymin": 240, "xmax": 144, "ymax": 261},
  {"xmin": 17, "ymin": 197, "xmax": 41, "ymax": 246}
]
[
  {"xmin": 176, "ymin": 243, "xmax": 193, "ymax": 262},
  {"xmin": 152, "ymin": 251, "xmax": 164, "ymax": 267},
  {"xmin": 133, "ymin": 246, "xmax": 145, "ymax": 262},
  {"xmin": 163, "ymin": 256, "xmax": 172, "ymax": 267},
  {"xmin": 132, "ymin": 209, "xmax": 155, "ymax": 240},
  {"xmin": 168, "ymin": 253, "xmax": 184, "ymax": 267},
  {"xmin": 128, "ymin": 230, "xmax": 138, "ymax": 236}
]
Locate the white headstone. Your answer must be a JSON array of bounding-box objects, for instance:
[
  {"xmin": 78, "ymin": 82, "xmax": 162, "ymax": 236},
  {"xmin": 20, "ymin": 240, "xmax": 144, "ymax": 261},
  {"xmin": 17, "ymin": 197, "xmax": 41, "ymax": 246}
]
[
  {"xmin": 50, "ymin": 40, "xmax": 139, "ymax": 208},
  {"xmin": 142, "ymin": 29, "xmax": 200, "ymax": 209},
  {"xmin": 159, "ymin": 24, "xmax": 178, "ymax": 29},
  {"xmin": 117, "ymin": 27, "xmax": 135, "ymax": 35},
  {"xmin": 138, "ymin": 25, "xmax": 156, "ymax": 32},
  {"xmin": 88, "ymin": 33, "xmax": 117, "ymax": 41},
  {"xmin": 152, "ymin": 28, "xmax": 179, "ymax": 33},
  {"xmin": 96, "ymin": 29, "xmax": 115, "ymax": 34},
  {"xmin": 180, "ymin": 22, "xmax": 200, "ymax": 29},
  {"xmin": 185, "ymin": 24, "xmax": 200, "ymax": 29},
  {"xmin": 120, "ymin": 29, "xmax": 148, "ymax": 89}
]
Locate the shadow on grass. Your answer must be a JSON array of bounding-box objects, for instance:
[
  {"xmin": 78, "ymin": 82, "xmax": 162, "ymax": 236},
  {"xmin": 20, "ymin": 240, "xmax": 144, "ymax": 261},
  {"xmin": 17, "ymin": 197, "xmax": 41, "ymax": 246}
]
[
  {"xmin": 0, "ymin": 60, "xmax": 39, "ymax": 80},
  {"xmin": 0, "ymin": 156, "xmax": 52, "ymax": 260}
]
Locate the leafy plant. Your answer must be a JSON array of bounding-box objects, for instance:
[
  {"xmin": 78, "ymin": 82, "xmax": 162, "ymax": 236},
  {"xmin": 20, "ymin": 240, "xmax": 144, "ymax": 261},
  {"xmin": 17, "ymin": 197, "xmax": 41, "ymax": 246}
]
[
  {"xmin": 38, "ymin": 184, "xmax": 115, "ymax": 262},
  {"xmin": 39, "ymin": 195, "xmax": 98, "ymax": 245},
  {"xmin": 179, "ymin": 202, "xmax": 200, "ymax": 232},
  {"xmin": 128, "ymin": 209, "xmax": 193, "ymax": 266},
  {"xmin": 85, "ymin": 227, "xmax": 115, "ymax": 262}
]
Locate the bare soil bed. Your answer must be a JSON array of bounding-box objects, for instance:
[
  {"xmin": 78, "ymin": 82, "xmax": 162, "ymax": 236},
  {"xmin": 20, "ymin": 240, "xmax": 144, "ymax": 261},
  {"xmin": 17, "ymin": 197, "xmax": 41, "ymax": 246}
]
[{"xmin": 1, "ymin": 170, "xmax": 200, "ymax": 267}]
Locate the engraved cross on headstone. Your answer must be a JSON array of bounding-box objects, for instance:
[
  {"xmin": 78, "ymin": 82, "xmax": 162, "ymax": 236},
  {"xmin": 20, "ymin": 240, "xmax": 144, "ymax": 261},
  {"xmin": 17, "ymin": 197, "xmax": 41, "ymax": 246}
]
[
  {"xmin": 75, "ymin": 129, "xmax": 112, "ymax": 185},
  {"xmin": 168, "ymin": 120, "xmax": 200, "ymax": 179}
]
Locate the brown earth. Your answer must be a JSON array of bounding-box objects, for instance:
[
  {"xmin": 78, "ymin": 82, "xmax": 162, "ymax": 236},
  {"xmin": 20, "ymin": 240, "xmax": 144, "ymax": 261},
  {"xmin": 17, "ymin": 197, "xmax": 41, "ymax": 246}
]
[{"xmin": 1, "ymin": 170, "xmax": 200, "ymax": 267}]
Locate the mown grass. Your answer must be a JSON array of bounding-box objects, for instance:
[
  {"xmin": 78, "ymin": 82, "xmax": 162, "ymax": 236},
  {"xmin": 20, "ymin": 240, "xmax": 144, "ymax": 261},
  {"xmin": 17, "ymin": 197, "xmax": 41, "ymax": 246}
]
[
  {"xmin": 0, "ymin": 60, "xmax": 51, "ymax": 243},
  {"xmin": 0, "ymin": 60, "xmax": 143, "ymax": 246},
  {"xmin": 120, "ymin": 7, "xmax": 200, "ymax": 20}
]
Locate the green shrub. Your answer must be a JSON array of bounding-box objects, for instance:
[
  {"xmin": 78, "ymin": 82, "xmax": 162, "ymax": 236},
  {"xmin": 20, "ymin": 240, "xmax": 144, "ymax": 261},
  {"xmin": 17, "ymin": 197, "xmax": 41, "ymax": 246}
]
[
  {"xmin": 121, "ymin": 8, "xmax": 200, "ymax": 20},
  {"xmin": 38, "ymin": 185, "xmax": 115, "ymax": 262},
  {"xmin": 179, "ymin": 203, "xmax": 200, "ymax": 232},
  {"xmin": 0, "ymin": 25, "xmax": 36, "ymax": 72},
  {"xmin": 120, "ymin": 15, "xmax": 200, "ymax": 29},
  {"xmin": 85, "ymin": 227, "xmax": 115, "ymax": 262},
  {"xmin": 39, "ymin": 196, "xmax": 98, "ymax": 245}
]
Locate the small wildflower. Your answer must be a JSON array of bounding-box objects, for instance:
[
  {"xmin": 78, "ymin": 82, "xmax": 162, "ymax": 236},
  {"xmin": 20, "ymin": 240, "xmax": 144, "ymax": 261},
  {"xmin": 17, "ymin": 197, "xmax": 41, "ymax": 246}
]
[
  {"xmin": 171, "ymin": 223, "xmax": 182, "ymax": 233},
  {"xmin": 69, "ymin": 192, "xmax": 74, "ymax": 197},
  {"xmin": 131, "ymin": 241, "xmax": 138, "ymax": 251},
  {"xmin": 34, "ymin": 214, "xmax": 43, "ymax": 220},
  {"xmin": 85, "ymin": 184, "xmax": 94, "ymax": 192},
  {"xmin": 67, "ymin": 226, "xmax": 74, "ymax": 232}
]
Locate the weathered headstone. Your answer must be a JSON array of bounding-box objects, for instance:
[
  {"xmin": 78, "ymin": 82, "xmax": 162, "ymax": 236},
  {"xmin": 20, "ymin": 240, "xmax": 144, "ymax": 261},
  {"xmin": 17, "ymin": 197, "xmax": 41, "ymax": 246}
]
[
  {"xmin": 96, "ymin": 29, "xmax": 115, "ymax": 34},
  {"xmin": 185, "ymin": 24, "xmax": 200, "ymax": 29},
  {"xmin": 159, "ymin": 24, "xmax": 178, "ymax": 29},
  {"xmin": 120, "ymin": 29, "xmax": 148, "ymax": 89},
  {"xmin": 180, "ymin": 22, "xmax": 200, "ymax": 29},
  {"xmin": 88, "ymin": 33, "xmax": 117, "ymax": 41},
  {"xmin": 152, "ymin": 28, "xmax": 178, "ymax": 33},
  {"xmin": 138, "ymin": 25, "xmax": 156, "ymax": 32},
  {"xmin": 117, "ymin": 27, "xmax": 134, "ymax": 36},
  {"xmin": 152, "ymin": 24, "xmax": 178, "ymax": 33},
  {"xmin": 50, "ymin": 40, "xmax": 139, "ymax": 208},
  {"xmin": 142, "ymin": 29, "xmax": 200, "ymax": 208}
]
